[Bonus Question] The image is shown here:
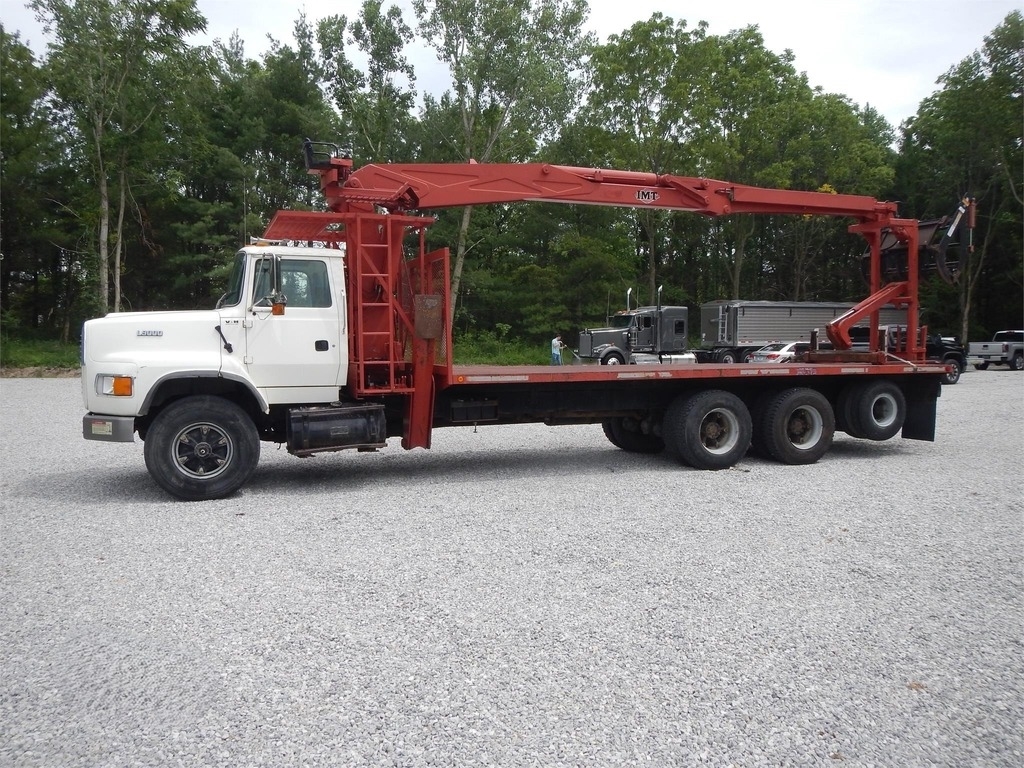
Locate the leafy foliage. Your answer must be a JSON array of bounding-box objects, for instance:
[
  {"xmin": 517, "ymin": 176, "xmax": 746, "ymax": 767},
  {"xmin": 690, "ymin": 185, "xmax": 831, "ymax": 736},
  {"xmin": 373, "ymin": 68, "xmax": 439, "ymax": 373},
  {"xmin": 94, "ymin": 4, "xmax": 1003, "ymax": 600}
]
[
  {"xmin": 317, "ymin": 0, "xmax": 417, "ymax": 164},
  {"xmin": 0, "ymin": 337, "xmax": 81, "ymax": 369},
  {"xmin": 1, "ymin": 4, "xmax": 1020, "ymax": 357},
  {"xmin": 895, "ymin": 10, "xmax": 1023, "ymax": 339}
]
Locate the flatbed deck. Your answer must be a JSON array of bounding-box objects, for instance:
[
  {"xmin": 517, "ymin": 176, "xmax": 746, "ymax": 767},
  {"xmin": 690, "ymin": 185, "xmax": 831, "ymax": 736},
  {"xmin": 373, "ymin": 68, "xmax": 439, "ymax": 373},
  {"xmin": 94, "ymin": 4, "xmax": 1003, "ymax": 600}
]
[
  {"xmin": 429, "ymin": 359, "xmax": 947, "ymax": 443},
  {"xmin": 439, "ymin": 360, "xmax": 950, "ymax": 389}
]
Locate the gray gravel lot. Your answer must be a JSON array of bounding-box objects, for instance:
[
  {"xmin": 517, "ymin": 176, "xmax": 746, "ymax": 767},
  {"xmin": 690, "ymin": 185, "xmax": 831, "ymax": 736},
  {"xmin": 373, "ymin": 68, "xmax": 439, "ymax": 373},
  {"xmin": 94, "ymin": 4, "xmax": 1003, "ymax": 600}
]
[{"xmin": 1, "ymin": 372, "xmax": 1022, "ymax": 767}]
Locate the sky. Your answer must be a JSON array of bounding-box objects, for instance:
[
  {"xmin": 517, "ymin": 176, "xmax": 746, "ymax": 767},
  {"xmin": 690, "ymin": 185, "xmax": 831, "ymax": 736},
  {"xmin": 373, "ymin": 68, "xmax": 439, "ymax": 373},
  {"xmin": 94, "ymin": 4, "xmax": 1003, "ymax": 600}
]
[{"xmin": 3, "ymin": 0, "xmax": 1020, "ymax": 129}]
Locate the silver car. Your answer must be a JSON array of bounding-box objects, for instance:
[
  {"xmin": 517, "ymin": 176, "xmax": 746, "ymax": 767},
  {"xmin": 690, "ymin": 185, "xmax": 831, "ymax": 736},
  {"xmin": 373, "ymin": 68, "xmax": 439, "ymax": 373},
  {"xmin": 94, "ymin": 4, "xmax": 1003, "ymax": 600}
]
[{"xmin": 749, "ymin": 341, "xmax": 814, "ymax": 363}]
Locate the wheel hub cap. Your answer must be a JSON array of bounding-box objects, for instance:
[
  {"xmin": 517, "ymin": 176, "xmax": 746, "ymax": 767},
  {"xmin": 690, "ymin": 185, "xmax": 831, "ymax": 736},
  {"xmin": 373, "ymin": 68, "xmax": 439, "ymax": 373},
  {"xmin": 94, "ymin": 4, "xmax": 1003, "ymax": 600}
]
[{"xmin": 174, "ymin": 423, "xmax": 232, "ymax": 479}]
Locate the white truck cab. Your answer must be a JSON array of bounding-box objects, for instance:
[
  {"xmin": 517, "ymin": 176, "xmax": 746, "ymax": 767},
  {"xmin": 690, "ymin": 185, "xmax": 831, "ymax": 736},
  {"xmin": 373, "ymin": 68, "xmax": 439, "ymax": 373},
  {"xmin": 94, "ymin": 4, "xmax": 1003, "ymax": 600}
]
[{"xmin": 82, "ymin": 243, "xmax": 348, "ymax": 435}]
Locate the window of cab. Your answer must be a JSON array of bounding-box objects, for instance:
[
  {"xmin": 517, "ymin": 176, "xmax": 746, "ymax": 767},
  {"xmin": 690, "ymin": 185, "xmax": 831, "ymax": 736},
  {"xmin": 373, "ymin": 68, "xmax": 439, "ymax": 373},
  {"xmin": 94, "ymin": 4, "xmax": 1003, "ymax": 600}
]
[
  {"xmin": 216, "ymin": 251, "xmax": 247, "ymax": 308},
  {"xmin": 252, "ymin": 258, "xmax": 332, "ymax": 308}
]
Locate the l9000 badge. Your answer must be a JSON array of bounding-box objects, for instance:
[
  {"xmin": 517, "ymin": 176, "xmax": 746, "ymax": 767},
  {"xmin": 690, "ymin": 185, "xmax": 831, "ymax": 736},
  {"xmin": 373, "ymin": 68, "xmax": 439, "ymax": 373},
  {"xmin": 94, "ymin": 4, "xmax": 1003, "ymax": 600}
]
[{"xmin": 136, "ymin": 330, "xmax": 163, "ymax": 337}]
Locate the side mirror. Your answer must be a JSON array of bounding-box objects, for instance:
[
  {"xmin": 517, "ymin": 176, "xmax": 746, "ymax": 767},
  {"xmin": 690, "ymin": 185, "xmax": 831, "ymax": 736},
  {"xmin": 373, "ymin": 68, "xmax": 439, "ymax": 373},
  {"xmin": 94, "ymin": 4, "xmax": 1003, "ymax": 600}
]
[
  {"xmin": 271, "ymin": 292, "xmax": 287, "ymax": 316},
  {"xmin": 251, "ymin": 255, "xmax": 287, "ymax": 314}
]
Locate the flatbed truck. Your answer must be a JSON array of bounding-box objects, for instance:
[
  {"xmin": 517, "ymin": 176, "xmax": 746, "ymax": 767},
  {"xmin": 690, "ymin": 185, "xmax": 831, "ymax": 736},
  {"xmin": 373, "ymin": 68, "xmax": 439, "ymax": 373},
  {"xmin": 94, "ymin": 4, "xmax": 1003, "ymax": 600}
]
[{"xmin": 81, "ymin": 143, "xmax": 950, "ymax": 500}]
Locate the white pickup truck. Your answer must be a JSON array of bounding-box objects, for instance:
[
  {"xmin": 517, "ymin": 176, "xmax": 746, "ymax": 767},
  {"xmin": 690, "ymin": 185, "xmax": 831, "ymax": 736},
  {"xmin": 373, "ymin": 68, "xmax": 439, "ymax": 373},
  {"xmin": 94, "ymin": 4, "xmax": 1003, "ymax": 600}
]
[{"xmin": 967, "ymin": 330, "xmax": 1024, "ymax": 371}]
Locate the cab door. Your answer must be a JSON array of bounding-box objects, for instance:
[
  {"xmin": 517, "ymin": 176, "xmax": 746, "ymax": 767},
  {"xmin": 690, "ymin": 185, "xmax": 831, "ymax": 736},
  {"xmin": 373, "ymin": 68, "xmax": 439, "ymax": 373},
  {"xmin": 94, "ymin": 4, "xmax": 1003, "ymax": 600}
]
[
  {"xmin": 244, "ymin": 255, "xmax": 343, "ymax": 390},
  {"xmin": 631, "ymin": 314, "xmax": 656, "ymax": 350}
]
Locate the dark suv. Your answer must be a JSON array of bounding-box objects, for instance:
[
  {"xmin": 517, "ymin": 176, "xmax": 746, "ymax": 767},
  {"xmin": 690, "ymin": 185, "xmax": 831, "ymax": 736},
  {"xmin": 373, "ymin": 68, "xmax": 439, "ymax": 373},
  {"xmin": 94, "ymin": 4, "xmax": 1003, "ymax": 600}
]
[
  {"xmin": 925, "ymin": 334, "xmax": 966, "ymax": 385},
  {"xmin": 849, "ymin": 327, "xmax": 966, "ymax": 384}
]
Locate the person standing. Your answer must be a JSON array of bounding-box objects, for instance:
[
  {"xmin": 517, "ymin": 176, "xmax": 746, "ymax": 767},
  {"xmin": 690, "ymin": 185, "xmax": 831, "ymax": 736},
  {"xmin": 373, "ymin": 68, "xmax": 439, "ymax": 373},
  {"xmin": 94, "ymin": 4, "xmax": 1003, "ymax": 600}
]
[{"xmin": 551, "ymin": 334, "xmax": 564, "ymax": 365}]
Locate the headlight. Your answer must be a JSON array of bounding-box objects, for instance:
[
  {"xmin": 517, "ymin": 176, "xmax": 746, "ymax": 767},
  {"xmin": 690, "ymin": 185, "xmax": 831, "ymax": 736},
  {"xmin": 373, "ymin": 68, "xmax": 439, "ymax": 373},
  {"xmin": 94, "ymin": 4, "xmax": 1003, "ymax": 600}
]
[{"xmin": 98, "ymin": 375, "xmax": 134, "ymax": 397}]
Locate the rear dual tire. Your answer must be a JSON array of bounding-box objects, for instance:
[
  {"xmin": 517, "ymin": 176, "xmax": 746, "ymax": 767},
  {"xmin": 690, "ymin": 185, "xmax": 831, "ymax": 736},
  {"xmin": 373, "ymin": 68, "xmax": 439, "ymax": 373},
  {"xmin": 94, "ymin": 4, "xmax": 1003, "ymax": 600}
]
[
  {"xmin": 601, "ymin": 417, "xmax": 664, "ymax": 453},
  {"xmin": 758, "ymin": 388, "xmax": 835, "ymax": 465},
  {"xmin": 609, "ymin": 379, "xmax": 903, "ymax": 468},
  {"xmin": 663, "ymin": 390, "xmax": 751, "ymax": 470},
  {"xmin": 837, "ymin": 380, "xmax": 906, "ymax": 441}
]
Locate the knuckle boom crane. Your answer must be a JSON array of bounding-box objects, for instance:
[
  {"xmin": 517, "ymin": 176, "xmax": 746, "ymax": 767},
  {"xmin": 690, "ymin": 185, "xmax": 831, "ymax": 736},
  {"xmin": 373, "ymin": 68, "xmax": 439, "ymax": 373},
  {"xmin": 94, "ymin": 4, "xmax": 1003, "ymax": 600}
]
[{"xmin": 283, "ymin": 140, "xmax": 932, "ymax": 354}]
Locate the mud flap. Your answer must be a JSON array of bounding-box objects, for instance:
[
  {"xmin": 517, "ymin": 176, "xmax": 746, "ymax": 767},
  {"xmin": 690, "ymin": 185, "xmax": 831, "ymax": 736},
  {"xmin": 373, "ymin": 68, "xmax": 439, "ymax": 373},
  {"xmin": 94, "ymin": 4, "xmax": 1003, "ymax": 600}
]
[{"xmin": 901, "ymin": 378, "xmax": 941, "ymax": 441}]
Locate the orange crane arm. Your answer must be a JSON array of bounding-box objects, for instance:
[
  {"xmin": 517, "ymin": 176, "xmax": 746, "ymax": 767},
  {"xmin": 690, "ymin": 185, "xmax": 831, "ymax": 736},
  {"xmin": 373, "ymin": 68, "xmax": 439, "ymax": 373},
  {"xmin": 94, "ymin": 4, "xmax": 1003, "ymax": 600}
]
[
  {"xmin": 278, "ymin": 140, "xmax": 922, "ymax": 357},
  {"xmin": 326, "ymin": 160, "xmax": 899, "ymax": 222}
]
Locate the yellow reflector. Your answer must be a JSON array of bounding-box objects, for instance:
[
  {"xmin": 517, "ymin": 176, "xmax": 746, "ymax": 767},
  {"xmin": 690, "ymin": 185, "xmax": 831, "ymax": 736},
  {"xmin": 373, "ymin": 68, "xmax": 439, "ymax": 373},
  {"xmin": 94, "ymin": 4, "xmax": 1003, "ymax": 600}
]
[
  {"xmin": 101, "ymin": 375, "xmax": 134, "ymax": 396},
  {"xmin": 112, "ymin": 376, "xmax": 133, "ymax": 396}
]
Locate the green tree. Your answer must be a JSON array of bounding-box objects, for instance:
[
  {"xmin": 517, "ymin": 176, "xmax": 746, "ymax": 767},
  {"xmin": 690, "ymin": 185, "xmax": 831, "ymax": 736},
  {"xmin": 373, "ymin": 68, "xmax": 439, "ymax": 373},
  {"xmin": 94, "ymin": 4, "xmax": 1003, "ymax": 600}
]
[
  {"xmin": 580, "ymin": 20, "xmax": 894, "ymax": 308},
  {"xmin": 586, "ymin": 13, "xmax": 715, "ymax": 304},
  {"xmin": 896, "ymin": 11, "xmax": 1023, "ymax": 341},
  {"xmin": 30, "ymin": 0, "xmax": 206, "ymax": 314},
  {"xmin": 1, "ymin": 27, "xmax": 47, "ymax": 325},
  {"xmin": 317, "ymin": 0, "xmax": 417, "ymax": 164},
  {"xmin": 700, "ymin": 27, "xmax": 818, "ymax": 300},
  {"xmin": 767, "ymin": 96, "xmax": 896, "ymax": 302},
  {"xmin": 127, "ymin": 21, "xmax": 343, "ymax": 311},
  {"xmin": 1, "ymin": 27, "xmax": 94, "ymax": 340},
  {"xmin": 412, "ymin": 0, "xmax": 593, "ymax": 322}
]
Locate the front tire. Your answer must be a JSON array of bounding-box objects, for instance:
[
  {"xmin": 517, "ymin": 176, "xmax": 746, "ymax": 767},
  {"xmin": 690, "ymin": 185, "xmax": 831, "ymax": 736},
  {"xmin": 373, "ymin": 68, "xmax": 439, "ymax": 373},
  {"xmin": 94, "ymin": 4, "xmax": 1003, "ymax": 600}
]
[
  {"xmin": 759, "ymin": 388, "xmax": 834, "ymax": 464},
  {"xmin": 602, "ymin": 351, "xmax": 625, "ymax": 365},
  {"xmin": 144, "ymin": 395, "xmax": 260, "ymax": 500},
  {"xmin": 663, "ymin": 390, "xmax": 751, "ymax": 470}
]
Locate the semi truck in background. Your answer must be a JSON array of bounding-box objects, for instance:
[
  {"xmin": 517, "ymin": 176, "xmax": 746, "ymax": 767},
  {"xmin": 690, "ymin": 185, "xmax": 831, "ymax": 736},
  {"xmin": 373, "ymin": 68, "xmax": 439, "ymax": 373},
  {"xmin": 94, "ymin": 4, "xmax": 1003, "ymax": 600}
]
[
  {"xmin": 579, "ymin": 298, "xmax": 965, "ymax": 383},
  {"xmin": 577, "ymin": 299, "xmax": 904, "ymax": 365},
  {"xmin": 576, "ymin": 288, "xmax": 693, "ymax": 365}
]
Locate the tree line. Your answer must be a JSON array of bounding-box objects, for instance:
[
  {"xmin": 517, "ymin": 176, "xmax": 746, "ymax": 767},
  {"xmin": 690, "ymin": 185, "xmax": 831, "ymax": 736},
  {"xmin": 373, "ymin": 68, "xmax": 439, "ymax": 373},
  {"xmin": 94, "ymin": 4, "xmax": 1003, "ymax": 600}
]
[{"xmin": 1, "ymin": 1, "xmax": 1020, "ymax": 349}]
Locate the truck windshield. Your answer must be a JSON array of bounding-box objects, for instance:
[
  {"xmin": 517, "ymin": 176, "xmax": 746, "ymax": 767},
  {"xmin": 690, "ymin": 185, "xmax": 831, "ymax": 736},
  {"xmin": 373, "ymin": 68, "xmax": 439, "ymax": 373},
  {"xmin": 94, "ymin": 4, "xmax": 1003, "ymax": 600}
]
[
  {"xmin": 610, "ymin": 314, "xmax": 635, "ymax": 329},
  {"xmin": 217, "ymin": 252, "xmax": 246, "ymax": 308}
]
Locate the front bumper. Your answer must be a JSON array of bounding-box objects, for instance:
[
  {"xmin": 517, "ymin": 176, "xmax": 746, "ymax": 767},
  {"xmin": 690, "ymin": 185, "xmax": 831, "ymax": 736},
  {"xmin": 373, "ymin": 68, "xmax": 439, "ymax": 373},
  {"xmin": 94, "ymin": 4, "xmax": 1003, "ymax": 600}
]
[{"xmin": 83, "ymin": 414, "xmax": 136, "ymax": 442}]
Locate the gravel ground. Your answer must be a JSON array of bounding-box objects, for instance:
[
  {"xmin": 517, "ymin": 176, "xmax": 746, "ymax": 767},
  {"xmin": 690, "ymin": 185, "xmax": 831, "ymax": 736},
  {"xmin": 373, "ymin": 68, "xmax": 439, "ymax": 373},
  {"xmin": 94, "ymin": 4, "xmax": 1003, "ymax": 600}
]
[{"xmin": 1, "ymin": 372, "xmax": 1021, "ymax": 767}]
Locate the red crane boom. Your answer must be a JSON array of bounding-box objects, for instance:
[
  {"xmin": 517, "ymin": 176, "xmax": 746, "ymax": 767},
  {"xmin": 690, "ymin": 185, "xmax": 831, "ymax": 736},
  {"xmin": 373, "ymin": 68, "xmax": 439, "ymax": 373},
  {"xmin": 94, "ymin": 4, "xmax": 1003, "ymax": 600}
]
[{"xmin": 265, "ymin": 141, "xmax": 925, "ymax": 358}]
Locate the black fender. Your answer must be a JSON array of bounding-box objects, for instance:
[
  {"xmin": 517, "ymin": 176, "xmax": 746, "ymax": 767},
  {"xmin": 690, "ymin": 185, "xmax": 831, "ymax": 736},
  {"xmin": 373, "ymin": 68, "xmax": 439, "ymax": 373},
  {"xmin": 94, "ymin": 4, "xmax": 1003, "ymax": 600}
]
[{"xmin": 140, "ymin": 370, "xmax": 269, "ymax": 417}]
